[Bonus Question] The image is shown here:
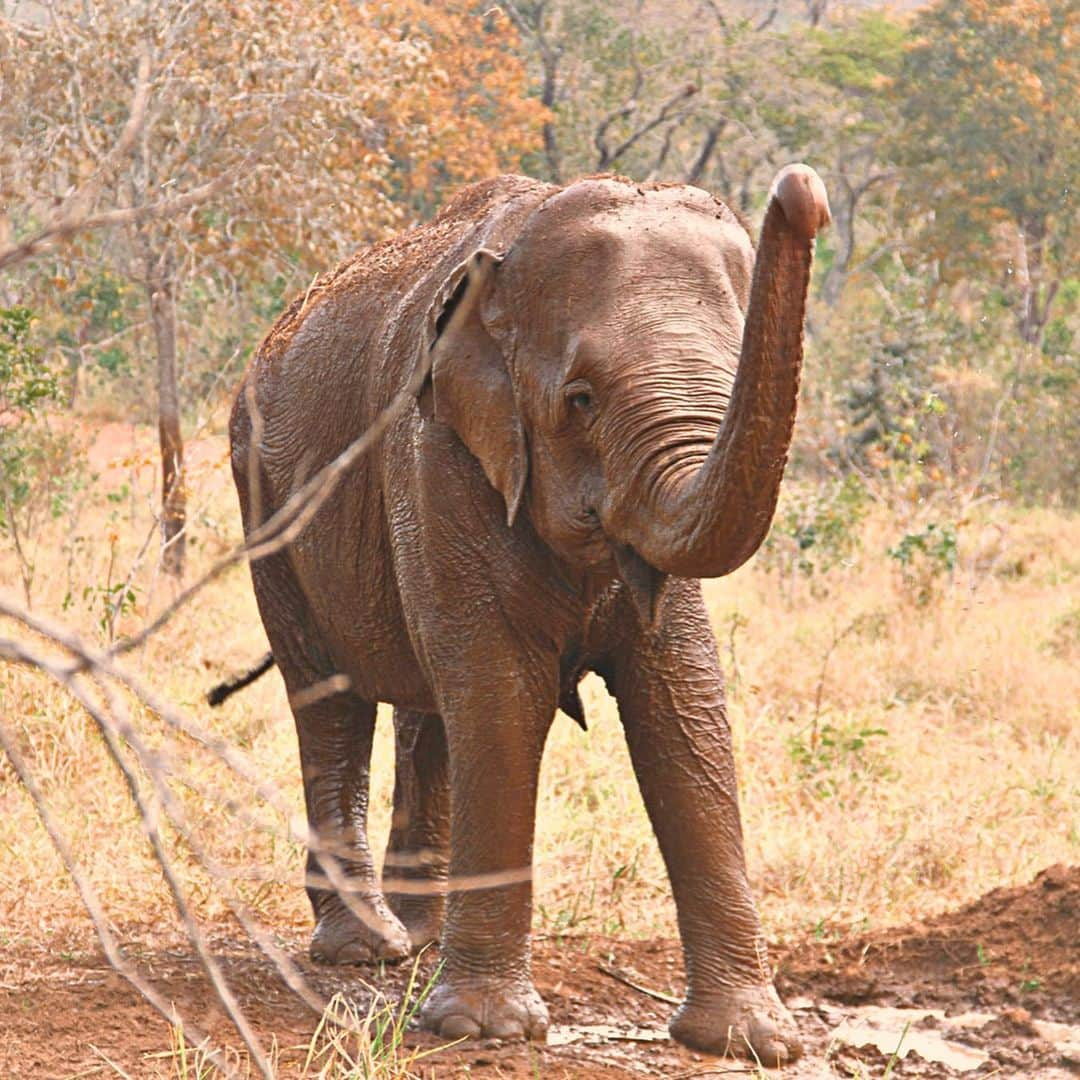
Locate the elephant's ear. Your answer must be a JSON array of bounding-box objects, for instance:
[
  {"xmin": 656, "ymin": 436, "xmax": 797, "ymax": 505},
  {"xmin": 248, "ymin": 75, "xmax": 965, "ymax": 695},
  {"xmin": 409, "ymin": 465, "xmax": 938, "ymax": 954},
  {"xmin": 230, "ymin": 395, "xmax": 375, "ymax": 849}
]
[{"xmin": 421, "ymin": 249, "xmax": 527, "ymax": 528}]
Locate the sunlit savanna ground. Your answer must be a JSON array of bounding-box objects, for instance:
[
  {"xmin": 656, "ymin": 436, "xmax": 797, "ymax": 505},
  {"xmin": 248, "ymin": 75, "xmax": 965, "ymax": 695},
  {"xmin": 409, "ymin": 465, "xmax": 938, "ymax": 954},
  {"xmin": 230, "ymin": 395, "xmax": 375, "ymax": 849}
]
[{"xmin": 2, "ymin": 420, "xmax": 1076, "ymax": 970}]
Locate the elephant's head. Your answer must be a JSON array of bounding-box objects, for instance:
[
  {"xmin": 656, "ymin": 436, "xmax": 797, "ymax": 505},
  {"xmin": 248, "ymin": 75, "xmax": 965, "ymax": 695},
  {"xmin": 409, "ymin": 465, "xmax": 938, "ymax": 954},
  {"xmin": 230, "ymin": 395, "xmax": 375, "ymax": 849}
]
[{"xmin": 423, "ymin": 166, "xmax": 829, "ymax": 620}]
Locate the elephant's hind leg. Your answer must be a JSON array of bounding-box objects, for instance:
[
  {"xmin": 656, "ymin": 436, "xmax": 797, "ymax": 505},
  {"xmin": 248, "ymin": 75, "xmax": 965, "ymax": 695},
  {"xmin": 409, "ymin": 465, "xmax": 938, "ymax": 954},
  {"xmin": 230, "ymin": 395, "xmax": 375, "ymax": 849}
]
[
  {"xmin": 383, "ymin": 708, "xmax": 450, "ymax": 949},
  {"xmin": 295, "ymin": 689, "xmax": 411, "ymax": 965},
  {"xmin": 249, "ymin": 552, "xmax": 410, "ymax": 965}
]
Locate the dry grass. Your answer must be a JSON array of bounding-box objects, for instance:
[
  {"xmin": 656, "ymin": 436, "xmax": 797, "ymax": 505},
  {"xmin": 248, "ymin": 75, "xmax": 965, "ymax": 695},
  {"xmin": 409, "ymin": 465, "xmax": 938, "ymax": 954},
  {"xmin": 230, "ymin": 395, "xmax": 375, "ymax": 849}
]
[
  {"xmin": 1, "ymin": 422, "xmax": 1078, "ymax": 1071},
  {"xmin": 536, "ymin": 500, "xmax": 1080, "ymax": 946}
]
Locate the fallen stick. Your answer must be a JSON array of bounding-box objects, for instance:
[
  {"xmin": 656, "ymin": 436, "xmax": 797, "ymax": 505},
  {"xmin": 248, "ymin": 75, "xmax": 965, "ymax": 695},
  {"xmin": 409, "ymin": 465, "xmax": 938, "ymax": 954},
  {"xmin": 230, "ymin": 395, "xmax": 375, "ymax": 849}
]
[{"xmin": 596, "ymin": 962, "xmax": 681, "ymax": 1005}]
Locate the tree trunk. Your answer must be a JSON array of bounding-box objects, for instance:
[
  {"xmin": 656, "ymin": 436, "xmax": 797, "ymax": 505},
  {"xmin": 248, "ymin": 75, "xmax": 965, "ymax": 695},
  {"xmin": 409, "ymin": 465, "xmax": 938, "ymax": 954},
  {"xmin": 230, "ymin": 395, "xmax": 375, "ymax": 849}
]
[
  {"xmin": 147, "ymin": 261, "xmax": 185, "ymax": 577},
  {"xmin": 821, "ymin": 177, "xmax": 854, "ymax": 308},
  {"xmin": 64, "ymin": 318, "xmax": 90, "ymax": 407},
  {"xmin": 541, "ymin": 52, "xmax": 562, "ymax": 183},
  {"xmin": 685, "ymin": 123, "xmax": 722, "ymax": 186},
  {"xmin": 1016, "ymin": 217, "xmax": 1058, "ymax": 347}
]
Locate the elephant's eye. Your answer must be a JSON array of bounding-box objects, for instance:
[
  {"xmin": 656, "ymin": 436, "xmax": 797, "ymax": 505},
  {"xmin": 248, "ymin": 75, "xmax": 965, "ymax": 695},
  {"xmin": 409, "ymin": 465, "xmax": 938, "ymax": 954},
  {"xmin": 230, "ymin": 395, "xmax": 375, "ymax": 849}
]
[{"xmin": 564, "ymin": 380, "xmax": 595, "ymax": 418}]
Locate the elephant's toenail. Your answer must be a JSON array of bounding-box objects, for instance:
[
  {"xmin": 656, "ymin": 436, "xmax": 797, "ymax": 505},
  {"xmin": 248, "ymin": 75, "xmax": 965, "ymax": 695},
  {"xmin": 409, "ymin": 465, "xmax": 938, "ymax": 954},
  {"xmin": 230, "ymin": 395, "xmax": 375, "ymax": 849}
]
[
  {"xmin": 335, "ymin": 943, "xmax": 369, "ymax": 964},
  {"xmin": 440, "ymin": 1014, "xmax": 482, "ymax": 1039},
  {"xmin": 487, "ymin": 1018, "xmax": 525, "ymax": 1040}
]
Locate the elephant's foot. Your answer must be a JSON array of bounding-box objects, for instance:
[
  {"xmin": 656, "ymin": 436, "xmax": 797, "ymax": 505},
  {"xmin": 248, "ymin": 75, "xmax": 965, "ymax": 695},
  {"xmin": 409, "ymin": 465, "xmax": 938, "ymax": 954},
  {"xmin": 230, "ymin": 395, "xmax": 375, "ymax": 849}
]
[
  {"xmin": 669, "ymin": 984, "xmax": 802, "ymax": 1067},
  {"xmin": 420, "ymin": 974, "xmax": 549, "ymax": 1041},
  {"xmin": 385, "ymin": 891, "xmax": 444, "ymax": 951},
  {"xmin": 309, "ymin": 897, "xmax": 411, "ymax": 965}
]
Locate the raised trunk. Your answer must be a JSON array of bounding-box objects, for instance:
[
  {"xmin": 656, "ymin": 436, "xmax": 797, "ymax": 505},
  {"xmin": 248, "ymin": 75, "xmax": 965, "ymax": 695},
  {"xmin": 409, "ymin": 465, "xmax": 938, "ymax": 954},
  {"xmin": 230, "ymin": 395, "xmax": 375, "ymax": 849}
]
[
  {"xmin": 148, "ymin": 265, "xmax": 185, "ymax": 578},
  {"xmin": 627, "ymin": 165, "xmax": 829, "ymax": 579}
]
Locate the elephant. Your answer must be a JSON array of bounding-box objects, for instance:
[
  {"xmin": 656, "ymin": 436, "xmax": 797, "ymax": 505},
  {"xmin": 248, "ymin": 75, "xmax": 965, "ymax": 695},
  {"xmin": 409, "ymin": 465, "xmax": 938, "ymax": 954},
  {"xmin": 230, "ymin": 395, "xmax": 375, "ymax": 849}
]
[{"xmin": 226, "ymin": 165, "xmax": 829, "ymax": 1066}]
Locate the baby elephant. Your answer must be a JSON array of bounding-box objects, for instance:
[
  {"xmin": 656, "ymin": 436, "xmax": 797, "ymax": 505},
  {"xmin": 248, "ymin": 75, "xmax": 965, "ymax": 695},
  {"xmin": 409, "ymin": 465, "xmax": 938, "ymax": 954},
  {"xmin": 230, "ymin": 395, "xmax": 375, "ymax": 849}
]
[{"xmin": 227, "ymin": 166, "xmax": 828, "ymax": 1065}]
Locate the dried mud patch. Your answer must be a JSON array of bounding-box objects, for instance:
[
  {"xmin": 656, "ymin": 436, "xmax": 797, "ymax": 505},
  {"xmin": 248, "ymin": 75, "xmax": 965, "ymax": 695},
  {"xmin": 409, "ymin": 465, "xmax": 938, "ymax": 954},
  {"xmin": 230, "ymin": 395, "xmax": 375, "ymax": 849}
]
[{"xmin": 1, "ymin": 866, "xmax": 1076, "ymax": 1077}]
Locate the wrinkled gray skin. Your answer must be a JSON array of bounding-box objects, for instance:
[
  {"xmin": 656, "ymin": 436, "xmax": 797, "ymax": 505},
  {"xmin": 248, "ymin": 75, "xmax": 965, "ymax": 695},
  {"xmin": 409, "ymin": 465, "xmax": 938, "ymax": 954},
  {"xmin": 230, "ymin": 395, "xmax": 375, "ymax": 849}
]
[{"xmin": 230, "ymin": 167, "xmax": 829, "ymax": 1066}]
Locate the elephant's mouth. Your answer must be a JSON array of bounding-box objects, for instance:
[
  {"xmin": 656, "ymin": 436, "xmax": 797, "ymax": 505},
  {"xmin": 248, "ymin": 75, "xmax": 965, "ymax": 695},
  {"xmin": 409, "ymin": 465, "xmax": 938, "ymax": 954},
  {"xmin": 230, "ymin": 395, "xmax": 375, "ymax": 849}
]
[
  {"xmin": 569, "ymin": 507, "xmax": 608, "ymax": 563},
  {"xmin": 611, "ymin": 541, "xmax": 666, "ymax": 624},
  {"xmin": 578, "ymin": 506, "xmax": 667, "ymax": 624}
]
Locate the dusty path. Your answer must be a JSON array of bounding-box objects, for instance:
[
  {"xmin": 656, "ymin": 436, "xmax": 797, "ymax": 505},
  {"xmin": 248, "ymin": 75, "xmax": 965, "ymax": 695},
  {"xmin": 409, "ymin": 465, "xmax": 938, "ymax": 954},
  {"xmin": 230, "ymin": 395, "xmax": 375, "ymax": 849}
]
[{"xmin": 1, "ymin": 866, "xmax": 1076, "ymax": 1078}]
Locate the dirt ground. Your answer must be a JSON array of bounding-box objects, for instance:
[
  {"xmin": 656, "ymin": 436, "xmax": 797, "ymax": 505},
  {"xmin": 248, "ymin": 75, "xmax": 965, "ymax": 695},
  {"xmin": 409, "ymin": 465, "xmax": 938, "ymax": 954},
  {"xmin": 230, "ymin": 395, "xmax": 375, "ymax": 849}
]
[{"xmin": 0, "ymin": 865, "xmax": 1075, "ymax": 1079}]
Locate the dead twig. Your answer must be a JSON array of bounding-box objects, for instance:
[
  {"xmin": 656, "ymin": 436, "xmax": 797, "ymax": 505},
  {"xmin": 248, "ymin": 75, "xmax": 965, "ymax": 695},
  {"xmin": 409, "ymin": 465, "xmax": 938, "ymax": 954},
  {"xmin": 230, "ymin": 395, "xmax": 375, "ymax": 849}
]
[
  {"xmin": 0, "ymin": 702, "xmax": 234, "ymax": 1078},
  {"xmin": 1, "ymin": 634, "xmax": 273, "ymax": 1079},
  {"xmin": 596, "ymin": 962, "xmax": 681, "ymax": 1005},
  {"xmin": 109, "ymin": 337, "xmax": 435, "ymax": 659}
]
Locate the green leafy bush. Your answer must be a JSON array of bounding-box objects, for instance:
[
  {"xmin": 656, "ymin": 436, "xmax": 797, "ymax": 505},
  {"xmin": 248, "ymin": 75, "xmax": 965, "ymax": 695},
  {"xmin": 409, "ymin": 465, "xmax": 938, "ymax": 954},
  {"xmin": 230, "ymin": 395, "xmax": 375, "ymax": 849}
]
[
  {"xmin": 0, "ymin": 307, "xmax": 85, "ymax": 604},
  {"xmin": 0, "ymin": 307, "xmax": 58, "ymax": 413},
  {"xmin": 760, "ymin": 474, "xmax": 868, "ymax": 598},
  {"xmin": 787, "ymin": 719, "xmax": 893, "ymax": 802},
  {"xmin": 887, "ymin": 522, "xmax": 958, "ymax": 604}
]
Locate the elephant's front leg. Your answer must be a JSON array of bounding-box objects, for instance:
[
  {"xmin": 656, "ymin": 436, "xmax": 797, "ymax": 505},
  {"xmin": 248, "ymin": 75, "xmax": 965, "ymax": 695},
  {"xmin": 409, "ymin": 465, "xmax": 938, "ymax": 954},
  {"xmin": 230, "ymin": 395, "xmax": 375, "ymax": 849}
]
[
  {"xmin": 611, "ymin": 585, "xmax": 802, "ymax": 1066},
  {"xmin": 419, "ymin": 670, "xmax": 553, "ymax": 1041}
]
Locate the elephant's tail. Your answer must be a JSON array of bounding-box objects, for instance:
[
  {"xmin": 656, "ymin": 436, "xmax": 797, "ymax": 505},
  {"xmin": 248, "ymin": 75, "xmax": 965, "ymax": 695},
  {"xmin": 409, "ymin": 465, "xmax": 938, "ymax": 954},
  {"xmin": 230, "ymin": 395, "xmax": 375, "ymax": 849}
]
[{"xmin": 207, "ymin": 652, "xmax": 276, "ymax": 706}]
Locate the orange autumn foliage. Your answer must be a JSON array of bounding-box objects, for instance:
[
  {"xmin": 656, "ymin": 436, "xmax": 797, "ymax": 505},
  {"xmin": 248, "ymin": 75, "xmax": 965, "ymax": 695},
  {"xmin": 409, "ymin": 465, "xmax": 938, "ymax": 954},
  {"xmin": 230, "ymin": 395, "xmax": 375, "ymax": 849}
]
[{"xmin": 371, "ymin": 2, "xmax": 550, "ymax": 216}]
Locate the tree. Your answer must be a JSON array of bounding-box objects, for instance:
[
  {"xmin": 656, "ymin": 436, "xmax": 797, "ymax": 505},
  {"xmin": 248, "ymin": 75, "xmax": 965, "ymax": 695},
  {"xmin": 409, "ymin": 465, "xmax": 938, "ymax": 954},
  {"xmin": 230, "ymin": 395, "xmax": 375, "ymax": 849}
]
[
  {"xmin": 506, "ymin": 0, "xmax": 827, "ymax": 209},
  {"xmin": 0, "ymin": 307, "xmax": 84, "ymax": 605},
  {"xmin": 807, "ymin": 12, "xmax": 905, "ymax": 306},
  {"xmin": 2, "ymin": 1, "xmax": 544, "ymax": 577},
  {"xmin": 374, "ymin": 3, "xmax": 549, "ymax": 218},
  {"xmin": 892, "ymin": 0, "xmax": 1078, "ymax": 345}
]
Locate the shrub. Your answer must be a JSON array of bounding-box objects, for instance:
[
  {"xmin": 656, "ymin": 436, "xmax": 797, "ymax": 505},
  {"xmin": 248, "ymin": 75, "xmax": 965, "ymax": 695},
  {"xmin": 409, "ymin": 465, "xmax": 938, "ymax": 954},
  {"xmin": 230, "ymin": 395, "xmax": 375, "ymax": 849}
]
[
  {"xmin": 759, "ymin": 474, "xmax": 868, "ymax": 599},
  {"xmin": 0, "ymin": 307, "xmax": 85, "ymax": 605},
  {"xmin": 887, "ymin": 521, "xmax": 958, "ymax": 605}
]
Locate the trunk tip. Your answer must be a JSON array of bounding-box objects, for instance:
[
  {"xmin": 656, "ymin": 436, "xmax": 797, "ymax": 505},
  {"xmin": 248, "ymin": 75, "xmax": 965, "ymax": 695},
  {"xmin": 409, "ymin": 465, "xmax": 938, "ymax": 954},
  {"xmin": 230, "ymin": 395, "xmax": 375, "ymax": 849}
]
[{"xmin": 769, "ymin": 165, "xmax": 831, "ymax": 241}]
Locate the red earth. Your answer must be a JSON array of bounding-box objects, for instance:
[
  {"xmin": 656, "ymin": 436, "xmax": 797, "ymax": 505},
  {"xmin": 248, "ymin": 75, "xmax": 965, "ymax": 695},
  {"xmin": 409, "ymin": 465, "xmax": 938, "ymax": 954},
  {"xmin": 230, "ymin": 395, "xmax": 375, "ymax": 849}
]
[{"xmin": 0, "ymin": 865, "xmax": 1076, "ymax": 1078}]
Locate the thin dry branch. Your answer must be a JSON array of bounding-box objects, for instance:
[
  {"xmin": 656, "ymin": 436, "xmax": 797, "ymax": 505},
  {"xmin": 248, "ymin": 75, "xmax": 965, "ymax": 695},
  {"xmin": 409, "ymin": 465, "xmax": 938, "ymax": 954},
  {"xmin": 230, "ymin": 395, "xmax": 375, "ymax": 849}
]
[
  {"xmin": 0, "ymin": 604, "xmax": 535, "ymax": 1061},
  {"xmin": 595, "ymin": 83, "xmax": 698, "ymax": 172},
  {"xmin": 0, "ymin": 687, "xmax": 235, "ymax": 1078},
  {"xmin": 0, "ymin": 49, "xmax": 149, "ymax": 271},
  {"xmin": 111, "ymin": 337, "xmax": 436, "ymax": 659},
  {"xmin": 0, "ymin": 171, "xmax": 231, "ymax": 272},
  {"xmin": 86, "ymin": 671, "xmax": 343, "ymax": 1030},
  {"xmin": 0, "ymin": 40, "xmax": 285, "ymax": 274},
  {"xmin": 596, "ymin": 963, "xmax": 680, "ymax": 1005},
  {"xmin": 1, "ymin": 600, "xmax": 533, "ymax": 901},
  {"xmin": 0, "ymin": 633, "xmax": 273, "ymax": 1079}
]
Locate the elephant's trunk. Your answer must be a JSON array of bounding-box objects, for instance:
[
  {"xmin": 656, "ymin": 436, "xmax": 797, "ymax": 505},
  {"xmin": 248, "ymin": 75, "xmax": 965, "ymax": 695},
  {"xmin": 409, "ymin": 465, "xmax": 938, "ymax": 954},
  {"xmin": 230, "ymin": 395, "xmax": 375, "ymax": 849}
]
[{"xmin": 623, "ymin": 165, "xmax": 829, "ymax": 580}]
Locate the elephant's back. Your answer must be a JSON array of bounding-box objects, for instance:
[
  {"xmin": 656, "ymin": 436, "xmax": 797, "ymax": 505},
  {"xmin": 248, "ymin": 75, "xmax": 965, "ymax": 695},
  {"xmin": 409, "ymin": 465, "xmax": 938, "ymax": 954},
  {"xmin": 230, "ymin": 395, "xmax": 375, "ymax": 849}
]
[
  {"xmin": 237, "ymin": 175, "xmax": 554, "ymax": 498},
  {"xmin": 257, "ymin": 176, "xmax": 553, "ymax": 397},
  {"xmin": 228, "ymin": 176, "xmax": 556, "ymax": 705}
]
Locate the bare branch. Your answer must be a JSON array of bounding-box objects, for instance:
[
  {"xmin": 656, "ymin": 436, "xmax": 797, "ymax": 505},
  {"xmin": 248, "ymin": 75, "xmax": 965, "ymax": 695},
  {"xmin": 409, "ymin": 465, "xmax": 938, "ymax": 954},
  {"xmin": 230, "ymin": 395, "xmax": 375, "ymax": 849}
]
[
  {"xmin": 1, "ymin": 603, "xmax": 538, "ymax": 903},
  {"xmin": 756, "ymin": 4, "xmax": 780, "ymax": 32},
  {"xmin": 0, "ymin": 47, "xmax": 151, "ymax": 271},
  {"xmin": 1, "ymin": 634, "xmax": 273, "ymax": 1077},
  {"xmin": 685, "ymin": 123, "xmax": 724, "ymax": 186},
  {"xmin": 109, "ymin": 342, "xmax": 434, "ymax": 659},
  {"xmin": 0, "ymin": 170, "xmax": 230, "ymax": 272},
  {"xmin": 596, "ymin": 83, "xmax": 698, "ymax": 172},
  {"xmin": 0, "ymin": 681, "xmax": 236, "ymax": 1078}
]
